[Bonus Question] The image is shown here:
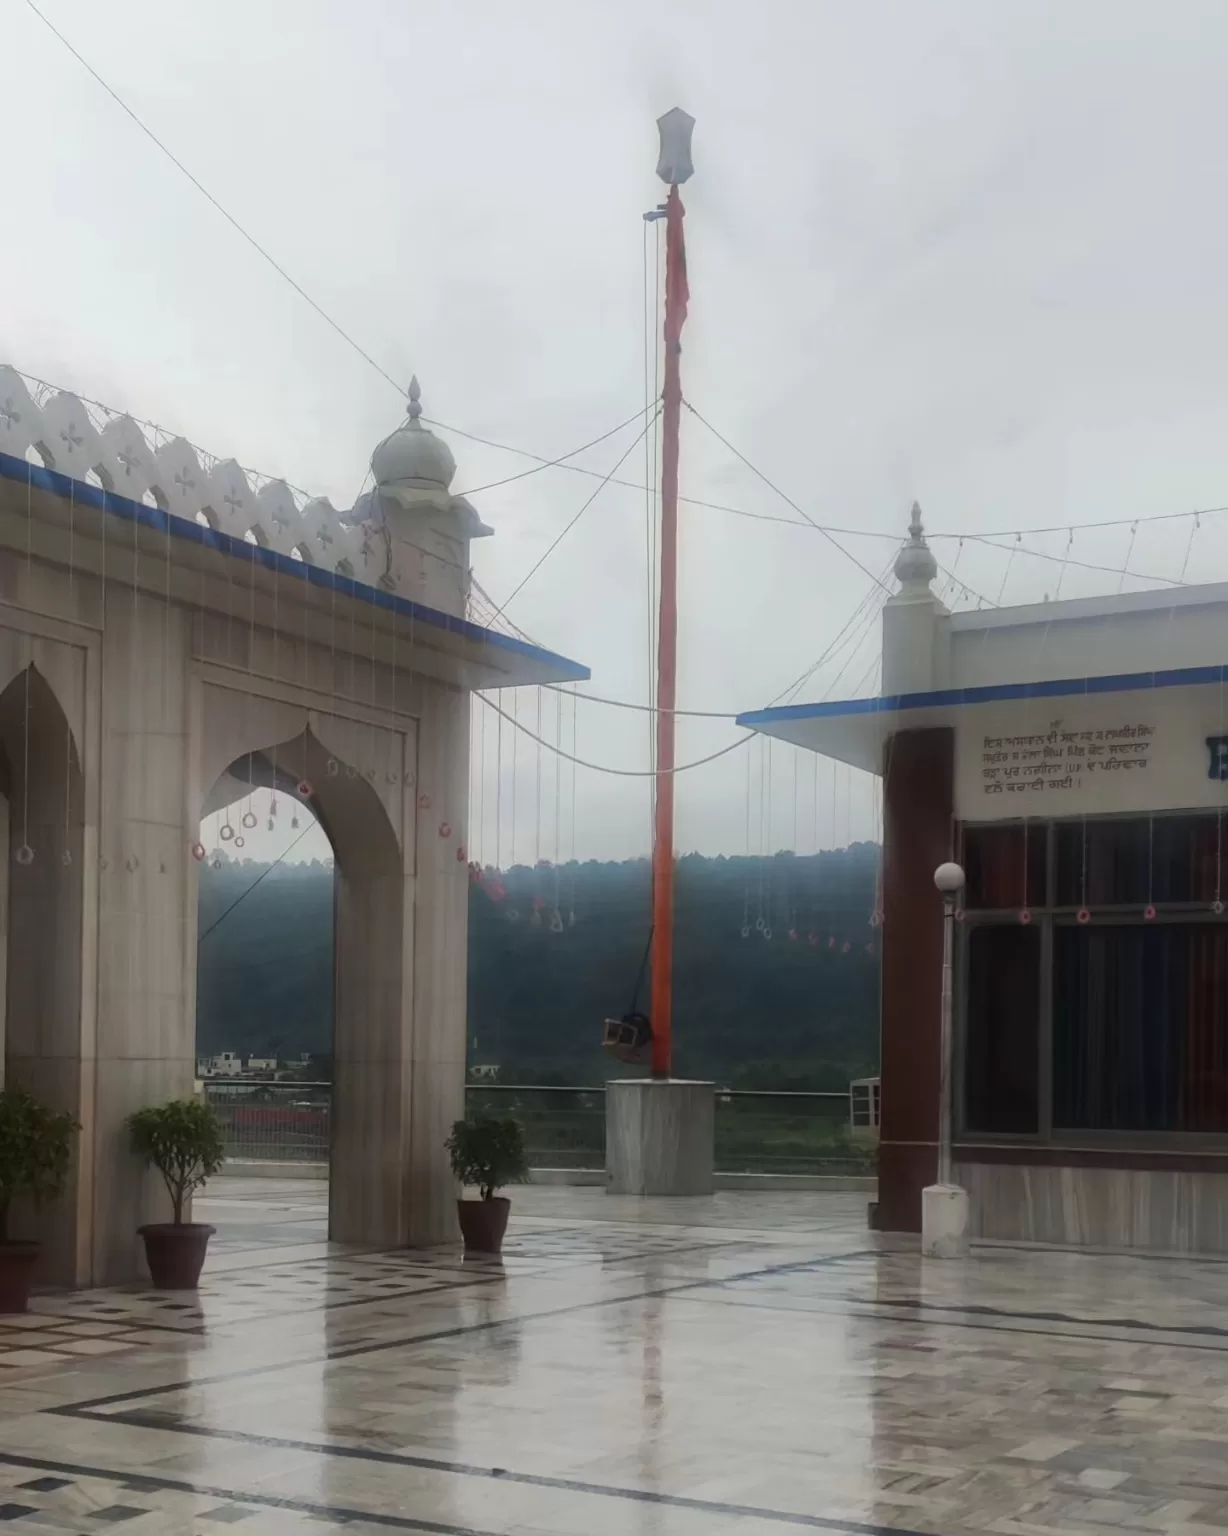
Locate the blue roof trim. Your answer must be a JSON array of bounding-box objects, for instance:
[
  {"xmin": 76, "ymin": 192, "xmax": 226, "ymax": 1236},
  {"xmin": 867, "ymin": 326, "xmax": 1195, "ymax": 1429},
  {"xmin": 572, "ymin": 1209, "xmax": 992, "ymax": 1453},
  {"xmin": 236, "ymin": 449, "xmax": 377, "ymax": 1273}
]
[
  {"xmin": 737, "ymin": 663, "xmax": 1228, "ymax": 730},
  {"xmin": 0, "ymin": 451, "xmax": 590, "ymax": 682}
]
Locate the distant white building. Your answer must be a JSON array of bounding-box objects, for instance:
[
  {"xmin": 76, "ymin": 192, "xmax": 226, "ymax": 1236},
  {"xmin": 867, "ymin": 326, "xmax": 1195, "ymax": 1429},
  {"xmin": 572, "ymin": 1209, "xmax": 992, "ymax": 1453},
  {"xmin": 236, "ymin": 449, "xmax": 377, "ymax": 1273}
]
[
  {"xmin": 197, "ymin": 1051, "xmax": 243, "ymax": 1078},
  {"xmin": 469, "ymin": 1064, "xmax": 501, "ymax": 1082},
  {"xmin": 246, "ymin": 1056, "xmax": 278, "ymax": 1074}
]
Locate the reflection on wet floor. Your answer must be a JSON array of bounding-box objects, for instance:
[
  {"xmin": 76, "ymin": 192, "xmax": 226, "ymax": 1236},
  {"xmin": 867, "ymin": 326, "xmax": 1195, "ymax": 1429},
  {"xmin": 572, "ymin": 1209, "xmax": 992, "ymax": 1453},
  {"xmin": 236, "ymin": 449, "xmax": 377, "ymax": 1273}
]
[{"xmin": 0, "ymin": 1179, "xmax": 1224, "ymax": 1534}]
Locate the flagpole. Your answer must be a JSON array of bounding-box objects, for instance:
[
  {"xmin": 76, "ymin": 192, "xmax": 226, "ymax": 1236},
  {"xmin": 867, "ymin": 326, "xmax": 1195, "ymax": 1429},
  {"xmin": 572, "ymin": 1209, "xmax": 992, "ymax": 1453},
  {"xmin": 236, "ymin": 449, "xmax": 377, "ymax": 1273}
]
[{"xmin": 650, "ymin": 110, "xmax": 693, "ymax": 1081}]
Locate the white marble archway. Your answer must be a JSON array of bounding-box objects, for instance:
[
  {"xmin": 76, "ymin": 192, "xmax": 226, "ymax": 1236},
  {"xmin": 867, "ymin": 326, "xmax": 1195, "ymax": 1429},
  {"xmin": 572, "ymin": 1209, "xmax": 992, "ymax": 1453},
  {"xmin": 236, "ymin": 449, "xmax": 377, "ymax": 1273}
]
[{"xmin": 193, "ymin": 682, "xmax": 431, "ymax": 1247}]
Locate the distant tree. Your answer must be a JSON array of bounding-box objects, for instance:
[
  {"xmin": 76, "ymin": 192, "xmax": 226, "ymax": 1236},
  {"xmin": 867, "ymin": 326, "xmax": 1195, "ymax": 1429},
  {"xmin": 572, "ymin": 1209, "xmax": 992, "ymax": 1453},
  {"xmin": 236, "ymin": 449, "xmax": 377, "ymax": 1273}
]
[{"xmin": 196, "ymin": 846, "xmax": 881, "ymax": 1088}]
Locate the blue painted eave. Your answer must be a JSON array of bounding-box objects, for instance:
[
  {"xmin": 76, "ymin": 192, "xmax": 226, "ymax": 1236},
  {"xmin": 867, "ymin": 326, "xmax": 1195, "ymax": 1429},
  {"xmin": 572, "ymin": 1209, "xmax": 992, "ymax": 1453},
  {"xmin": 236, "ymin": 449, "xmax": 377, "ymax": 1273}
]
[
  {"xmin": 0, "ymin": 451, "xmax": 589, "ymax": 684},
  {"xmin": 737, "ymin": 663, "xmax": 1228, "ymax": 731}
]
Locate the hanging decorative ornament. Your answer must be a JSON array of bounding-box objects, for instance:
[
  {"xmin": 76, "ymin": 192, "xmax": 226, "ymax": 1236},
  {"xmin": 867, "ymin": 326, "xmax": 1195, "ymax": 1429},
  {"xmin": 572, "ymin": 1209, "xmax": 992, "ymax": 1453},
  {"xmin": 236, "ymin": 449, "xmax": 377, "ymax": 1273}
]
[
  {"xmin": 126, "ymin": 856, "xmax": 140, "ymax": 872},
  {"xmin": 61, "ymin": 849, "xmax": 72, "ymax": 868},
  {"xmin": 1077, "ymin": 907, "xmax": 1091, "ymax": 925},
  {"xmin": 1019, "ymin": 908, "xmax": 1032, "ymax": 926},
  {"xmin": 1144, "ymin": 904, "xmax": 1157, "ymax": 921},
  {"xmin": 869, "ymin": 910, "xmax": 883, "ymax": 928},
  {"xmin": 211, "ymin": 856, "xmax": 222, "ymax": 870},
  {"xmin": 865, "ymin": 941, "xmax": 876, "ymax": 955},
  {"xmin": 456, "ymin": 845, "xmax": 467, "ymax": 862},
  {"xmin": 754, "ymin": 915, "xmax": 765, "ymax": 932},
  {"xmin": 234, "ymin": 836, "xmax": 245, "ymax": 850},
  {"xmin": 418, "ymin": 793, "xmax": 432, "ymax": 810},
  {"xmin": 808, "ymin": 932, "xmax": 819, "ymax": 947},
  {"xmin": 741, "ymin": 924, "xmax": 750, "ymax": 939},
  {"xmin": 842, "ymin": 940, "xmax": 851, "ymax": 954},
  {"xmin": 763, "ymin": 925, "xmax": 773, "ymax": 941},
  {"xmin": 828, "ymin": 935, "xmax": 836, "ymax": 950},
  {"xmin": 1215, "ymin": 900, "xmax": 1225, "ymax": 916},
  {"xmin": 550, "ymin": 908, "xmax": 565, "ymax": 934},
  {"xmin": 506, "ymin": 906, "xmax": 520, "ymax": 924},
  {"xmin": 219, "ymin": 823, "xmax": 235, "ymax": 842},
  {"xmin": 438, "ymin": 822, "xmax": 452, "ymax": 839},
  {"xmin": 14, "ymin": 844, "xmax": 34, "ymax": 867},
  {"xmin": 267, "ymin": 817, "xmax": 275, "ymax": 833},
  {"xmin": 386, "ymin": 771, "xmax": 399, "ymax": 785},
  {"xmin": 241, "ymin": 810, "xmax": 258, "ymax": 830},
  {"xmin": 346, "ymin": 764, "xmax": 358, "ymax": 780},
  {"xmin": 291, "ymin": 814, "xmax": 300, "ymax": 830},
  {"xmin": 297, "ymin": 780, "xmax": 312, "ymax": 798},
  {"xmin": 326, "ymin": 759, "xmax": 340, "ymax": 777},
  {"xmin": 788, "ymin": 928, "xmax": 798, "ymax": 942}
]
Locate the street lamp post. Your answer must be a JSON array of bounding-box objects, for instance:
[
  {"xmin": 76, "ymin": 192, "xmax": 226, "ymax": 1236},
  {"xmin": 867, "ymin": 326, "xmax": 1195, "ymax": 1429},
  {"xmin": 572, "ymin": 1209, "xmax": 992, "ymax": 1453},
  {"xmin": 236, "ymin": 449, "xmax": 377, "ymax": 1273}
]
[{"xmin": 923, "ymin": 860, "xmax": 969, "ymax": 1258}]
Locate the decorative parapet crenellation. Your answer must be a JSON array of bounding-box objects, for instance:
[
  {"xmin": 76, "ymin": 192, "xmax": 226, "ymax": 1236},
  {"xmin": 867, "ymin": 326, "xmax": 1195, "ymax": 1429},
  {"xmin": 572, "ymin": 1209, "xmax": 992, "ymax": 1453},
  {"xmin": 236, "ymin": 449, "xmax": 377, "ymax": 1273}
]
[{"xmin": 0, "ymin": 365, "xmax": 481, "ymax": 613}]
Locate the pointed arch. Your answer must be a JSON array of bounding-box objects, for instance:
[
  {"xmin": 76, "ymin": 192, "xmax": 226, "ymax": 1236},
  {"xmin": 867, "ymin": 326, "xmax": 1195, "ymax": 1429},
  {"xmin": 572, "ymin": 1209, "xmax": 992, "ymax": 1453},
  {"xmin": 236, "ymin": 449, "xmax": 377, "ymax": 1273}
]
[{"xmin": 195, "ymin": 698, "xmax": 412, "ymax": 1245}]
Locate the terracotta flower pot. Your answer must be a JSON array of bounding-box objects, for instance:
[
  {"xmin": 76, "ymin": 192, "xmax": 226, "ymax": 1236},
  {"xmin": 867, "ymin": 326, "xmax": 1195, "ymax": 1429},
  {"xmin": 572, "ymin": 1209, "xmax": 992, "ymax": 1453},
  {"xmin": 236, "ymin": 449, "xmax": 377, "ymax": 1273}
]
[
  {"xmin": 138, "ymin": 1222, "xmax": 215, "ymax": 1290},
  {"xmin": 0, "ymin": 1242, "xmax": 39, "ymax": 1313},
  {"xmin": 456, "ymin": 1197, "xmax": 510, "ymax": 1255}
]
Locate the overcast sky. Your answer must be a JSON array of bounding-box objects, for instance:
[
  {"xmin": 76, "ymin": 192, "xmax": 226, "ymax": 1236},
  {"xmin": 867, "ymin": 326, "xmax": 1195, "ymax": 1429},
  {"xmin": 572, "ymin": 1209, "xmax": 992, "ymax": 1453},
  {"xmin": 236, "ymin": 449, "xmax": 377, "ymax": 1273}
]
[{"xmin": 8, "ymin": 0, "xmax": 1228, "ymax": 862}]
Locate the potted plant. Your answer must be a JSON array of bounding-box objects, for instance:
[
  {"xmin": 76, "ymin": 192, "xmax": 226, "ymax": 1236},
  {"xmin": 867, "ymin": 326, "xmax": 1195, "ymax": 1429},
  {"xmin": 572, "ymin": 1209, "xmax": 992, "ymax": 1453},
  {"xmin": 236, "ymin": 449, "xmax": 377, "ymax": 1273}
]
[
  {"xmin": 445, "ymin": 1114, "xmax": 529, "ymax": 1255},
  {"xmin": 127, "ymin": 1097, "xmax": 224, "ymax": 1289},
  {"xmin": 0, "ymin": 1085, "xmax": 79, "ymax": 1313}
]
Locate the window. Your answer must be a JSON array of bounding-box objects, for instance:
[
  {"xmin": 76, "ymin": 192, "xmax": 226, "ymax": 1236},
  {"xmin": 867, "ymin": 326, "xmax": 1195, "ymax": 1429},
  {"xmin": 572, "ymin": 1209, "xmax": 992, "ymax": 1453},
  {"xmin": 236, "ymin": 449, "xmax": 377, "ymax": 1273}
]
[
  {"xmin": 963, "ymin": 824, "xmax": 1047, "ymax": 911},
  {"xmin": 965, "ymin": 925, "xmax": 1040, "ymax": 1134},
  {"xmin": 960, "ymin": 812, "xmax": 1228, "ymax": 1143},
  {"xmin": 1053, "ymin": 923, "xmax": 1228, "ymax": 1132},
  {"xmin": 1053, "ymin": 815, "xmax": 1225, "ymax": 907}
]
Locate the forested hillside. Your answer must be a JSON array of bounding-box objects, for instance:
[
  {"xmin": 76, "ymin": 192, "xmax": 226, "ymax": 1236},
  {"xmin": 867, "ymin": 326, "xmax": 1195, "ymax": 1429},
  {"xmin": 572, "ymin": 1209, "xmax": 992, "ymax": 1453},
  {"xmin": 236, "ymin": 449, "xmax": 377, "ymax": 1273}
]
[{"xmin": 196, "ymin": 845, "xmax": 882, "ymax": 1087}]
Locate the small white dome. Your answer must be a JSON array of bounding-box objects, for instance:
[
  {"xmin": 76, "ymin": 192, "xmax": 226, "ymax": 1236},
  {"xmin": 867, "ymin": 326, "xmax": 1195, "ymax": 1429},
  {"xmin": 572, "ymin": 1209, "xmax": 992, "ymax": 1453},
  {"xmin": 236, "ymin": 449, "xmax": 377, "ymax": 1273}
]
[
  {"xmin": 894, "ymin": 500, "xmax": 937, "ymax": 589},
  {"xmin": 371, "ymin": 376, "xmax": 456, "ymax": 491}
]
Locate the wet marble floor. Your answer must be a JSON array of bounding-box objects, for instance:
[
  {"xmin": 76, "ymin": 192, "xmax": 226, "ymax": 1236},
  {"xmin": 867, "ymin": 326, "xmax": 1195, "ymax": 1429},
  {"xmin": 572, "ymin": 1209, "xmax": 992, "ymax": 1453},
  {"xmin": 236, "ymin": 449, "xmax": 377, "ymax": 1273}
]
[{"xmin": 1, "ymin": 1181, "xmax": 1228, "ymax": 1534}]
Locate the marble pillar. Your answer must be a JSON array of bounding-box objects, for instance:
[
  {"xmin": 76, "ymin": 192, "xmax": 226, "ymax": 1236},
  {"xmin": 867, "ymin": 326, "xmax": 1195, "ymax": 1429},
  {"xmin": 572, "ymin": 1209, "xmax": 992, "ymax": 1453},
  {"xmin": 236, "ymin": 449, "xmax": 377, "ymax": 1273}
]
[
  {"xmin": 878, "ymin": 727, "xmax": 953, "ymax": 1233},
  {"xmin": 93, "ymin": 589, "xmax": 193, "ymax": 1285},
  {"xmin": 406, "ymin": 683, "xmax": 468, "ymax": 1246},
  {"xmin": 606, "ymin": 1079, "xmax": 715, "ymax": 1196}
]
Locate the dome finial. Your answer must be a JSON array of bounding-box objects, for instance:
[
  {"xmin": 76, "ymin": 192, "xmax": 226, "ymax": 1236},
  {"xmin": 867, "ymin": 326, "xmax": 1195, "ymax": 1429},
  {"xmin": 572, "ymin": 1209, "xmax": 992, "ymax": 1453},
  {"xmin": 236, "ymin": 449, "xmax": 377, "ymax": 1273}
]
[
  {"xmin": 370, "ymin": 376, "xmax": 456, "ymax": 492},
  {"xmin": 893, "ymin": 499, "xmax": 938, "ymax": 592}
]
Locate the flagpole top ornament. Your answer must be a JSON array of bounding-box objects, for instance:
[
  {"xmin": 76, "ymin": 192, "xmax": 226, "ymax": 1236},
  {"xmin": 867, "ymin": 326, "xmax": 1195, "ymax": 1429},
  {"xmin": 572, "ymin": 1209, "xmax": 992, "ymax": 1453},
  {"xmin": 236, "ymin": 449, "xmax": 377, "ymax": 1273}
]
[{"xmin": 656, "ymin": 107, "xmax": 695, "ymax": 186}]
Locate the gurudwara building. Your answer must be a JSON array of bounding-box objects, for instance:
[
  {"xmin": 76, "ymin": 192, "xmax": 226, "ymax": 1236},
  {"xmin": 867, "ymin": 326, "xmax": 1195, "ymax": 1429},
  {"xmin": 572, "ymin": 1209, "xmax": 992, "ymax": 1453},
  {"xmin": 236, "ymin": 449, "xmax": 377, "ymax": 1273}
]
[
  {"xmin": 742, "ymin": 506, "xmax": 1228, "ymax": 1255},
  {"xmin": 0, "ymin": 365, "xmax": 586, "ymax": 1287}
]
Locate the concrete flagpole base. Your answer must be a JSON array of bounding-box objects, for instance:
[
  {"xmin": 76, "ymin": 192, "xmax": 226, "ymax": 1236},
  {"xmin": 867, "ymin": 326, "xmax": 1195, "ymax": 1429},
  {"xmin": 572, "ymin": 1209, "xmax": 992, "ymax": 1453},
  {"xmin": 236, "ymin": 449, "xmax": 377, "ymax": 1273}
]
[{"xmin": 605, "ymin": 1079, "xmax": 715, "ymax": 1196}]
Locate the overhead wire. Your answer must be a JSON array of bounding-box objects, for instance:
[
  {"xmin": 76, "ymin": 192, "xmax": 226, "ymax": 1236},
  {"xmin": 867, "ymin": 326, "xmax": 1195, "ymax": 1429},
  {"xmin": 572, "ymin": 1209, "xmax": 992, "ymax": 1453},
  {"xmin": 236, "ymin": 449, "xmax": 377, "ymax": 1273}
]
[
  {"xmin": 17, "ymin": 0, "xmax": 406, "ymax": 399},
  {"xmin": 198, "ymin": 817, "xmax": 316, "ymax": 943},
  {"xmin": 945, "ymin": 531, "xmax": 1182, "ymax": 588},
  {"xmin": 12, "ymin": 0, "xmax": 1226, "ymax": 602},
  {"xmin": 451, "ymin": 407, "xmax": 656, "ymax": 498},
  {"xmin": 477, "ymin": 691, "xmax": 753, "ymax": 777},
  {"xmin": 681, "ymin": 400, "xmax": 894, "ymax": 594},
  {"xmin": 486, "ymin": 408, "xmax": 660, "ymax": 621},
  {"xmin": 28, "ymin": 0, "xmax": 1202, "ymax": 631}
]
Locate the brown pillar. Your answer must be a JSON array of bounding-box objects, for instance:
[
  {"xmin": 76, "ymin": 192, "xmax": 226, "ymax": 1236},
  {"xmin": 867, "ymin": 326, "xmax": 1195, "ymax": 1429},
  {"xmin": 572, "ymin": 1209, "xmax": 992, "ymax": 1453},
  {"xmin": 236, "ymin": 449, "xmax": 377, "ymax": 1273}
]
[{"xmin": 877, "ymin": 727, "xmax": 953, "ymax": 1231}]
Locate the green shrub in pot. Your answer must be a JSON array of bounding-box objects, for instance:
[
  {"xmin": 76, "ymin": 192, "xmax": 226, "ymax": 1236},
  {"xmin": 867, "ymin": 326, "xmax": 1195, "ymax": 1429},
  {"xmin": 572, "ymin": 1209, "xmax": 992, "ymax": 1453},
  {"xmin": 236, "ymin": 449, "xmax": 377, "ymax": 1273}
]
[
  {"xmin": 445, "ymin": 1114, "xmax": 529, "ymax": 1254},
  {"xmin": 128, "ymin": 1097, "xmax": 225, "ymax": 1289}
]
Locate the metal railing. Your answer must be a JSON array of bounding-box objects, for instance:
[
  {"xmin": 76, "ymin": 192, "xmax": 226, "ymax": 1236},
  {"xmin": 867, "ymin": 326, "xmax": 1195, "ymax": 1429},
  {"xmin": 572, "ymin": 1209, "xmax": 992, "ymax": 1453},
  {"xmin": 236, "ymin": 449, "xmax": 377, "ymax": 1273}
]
[
  {"xmin": 203, "ymin": 1080, "xmax": 330, "ymax": 1163},
  {"xmin": 467, "ymin": 1085, "xmax": 872, "ymax": 1176},
  {"xmin": 204, "ymin": 1080, "xmax": 876, "ymax": 1176}
]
